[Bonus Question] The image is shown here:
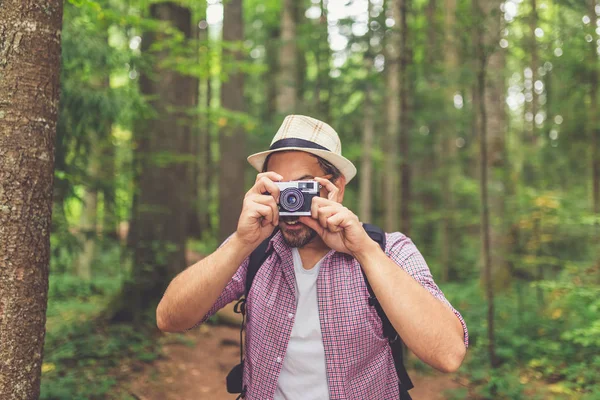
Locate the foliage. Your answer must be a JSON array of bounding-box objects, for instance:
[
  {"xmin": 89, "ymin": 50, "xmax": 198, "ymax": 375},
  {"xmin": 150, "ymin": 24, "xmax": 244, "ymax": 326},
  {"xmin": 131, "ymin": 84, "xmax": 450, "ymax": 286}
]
[{"xmin": 444, "ymin": 276, "xmax": 600, "ymax": 398}]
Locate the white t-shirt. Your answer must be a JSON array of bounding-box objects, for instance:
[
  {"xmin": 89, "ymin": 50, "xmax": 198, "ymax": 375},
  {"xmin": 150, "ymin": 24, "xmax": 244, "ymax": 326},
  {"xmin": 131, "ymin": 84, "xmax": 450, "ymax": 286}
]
[{"xmin": 273, "ymin": 248, "xmax": 330, "ymax": 400}]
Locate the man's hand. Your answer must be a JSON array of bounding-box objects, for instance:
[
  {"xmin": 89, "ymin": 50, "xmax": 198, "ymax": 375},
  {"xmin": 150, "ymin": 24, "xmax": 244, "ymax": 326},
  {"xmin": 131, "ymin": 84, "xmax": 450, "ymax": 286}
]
[
  {"xmin": 299, "ymin": 177, "xmax": 378, "ymax": 257},
  {"xmin": 236, "ymin": 172, "xmax": 283, "ymax": 248}
]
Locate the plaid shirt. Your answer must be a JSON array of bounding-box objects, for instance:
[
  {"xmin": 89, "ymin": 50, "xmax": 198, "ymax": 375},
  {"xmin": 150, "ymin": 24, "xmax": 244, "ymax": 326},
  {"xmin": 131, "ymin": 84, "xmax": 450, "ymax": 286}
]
[{"xmin": 199, "ymin": 231, "xmax": 468, "ymax": 400}]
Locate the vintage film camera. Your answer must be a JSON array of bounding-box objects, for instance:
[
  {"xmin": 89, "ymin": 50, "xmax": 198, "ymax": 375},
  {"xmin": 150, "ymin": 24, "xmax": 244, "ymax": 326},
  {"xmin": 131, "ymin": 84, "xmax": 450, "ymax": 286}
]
[{"xmin": 275, "ymin": 181, "xmax": 321, "ymax": 216}]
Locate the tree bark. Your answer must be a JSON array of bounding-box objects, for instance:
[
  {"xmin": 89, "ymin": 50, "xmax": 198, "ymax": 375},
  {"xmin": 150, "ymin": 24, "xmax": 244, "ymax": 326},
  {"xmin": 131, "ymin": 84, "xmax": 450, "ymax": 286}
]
[
  {"xmin": 384, "ymin": 0, "xmax": 402, "ymax": 233},
  {"xmin": 473, "ymin": 0, "xmax": 503, "ymax": 369},
  {"xmin": 527, "ymin": 0, "xmax": 539, "ymax": 144},
  {"xmin": 188, "ymin": 18, "xmax": 204, "ymax": 239},
  {"xmin": 399, "ymin": 0, "xmax": 412, "ymax": 235},
  {"xmin": 315, "ymin": 0, "xmax": 331, "ymax": 120},
  {"xmin": 265, "ymin": 24, "xmax": 281, "ymax": 122},
  {"xmin": 118, "ymin": 3, "xmax": 195, "ymax": 323},
  {"xmin": 590, "ymin": 0, "xmax": 599, "ymax": 217},
  {"xmin": 440, "ymin": 0, "xmax": 458, "ymax": 282},
  {"xmin": 0, "ymin": 1, "xmax": 63, "ymax": 397},
  {"xmin": 198, "ymin": 21, "xmax": 213, "ymax": 237},
  {"xmin": 589, "ymin": 0, "xmax": 600, "ymax": 270},
  {"xmin": 76, "ymin": 151, "xmax": 99, "ymax": 280},
  {"xmin": 219, "ymin": 0, "xmax": 247, "ymax": 242},
  {"xmin": 359, "ymin": 0, "xmax": 375, "ymax": 223},
  {"xmin": 277, "ymin": 0, "xmax": 298, "ymax": 114}
]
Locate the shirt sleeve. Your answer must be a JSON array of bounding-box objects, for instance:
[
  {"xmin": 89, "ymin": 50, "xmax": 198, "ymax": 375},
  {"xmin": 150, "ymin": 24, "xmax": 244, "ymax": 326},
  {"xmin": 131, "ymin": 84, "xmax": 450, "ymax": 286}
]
[
  {"xmin": 190, "ymin": 236, "xmax": 250, "ymax": 329},
  {"xmin": 385, "ymin": 232, "xmax": 469, "ymax": 347}
]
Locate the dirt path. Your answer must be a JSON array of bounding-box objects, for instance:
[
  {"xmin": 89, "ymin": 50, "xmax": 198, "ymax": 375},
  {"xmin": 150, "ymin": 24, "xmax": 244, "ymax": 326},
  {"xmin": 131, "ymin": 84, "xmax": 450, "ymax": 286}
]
[{"xmin": 127, "ymin": 305, "xmax": 463, "ymax": 400}]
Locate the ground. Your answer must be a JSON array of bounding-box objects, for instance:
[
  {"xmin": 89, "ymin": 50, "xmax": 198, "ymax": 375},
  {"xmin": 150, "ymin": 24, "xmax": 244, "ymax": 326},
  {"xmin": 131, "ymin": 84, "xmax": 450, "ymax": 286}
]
[{"xmin": 126, "ymin": 302, "xmax": 464, "ymax": 400}]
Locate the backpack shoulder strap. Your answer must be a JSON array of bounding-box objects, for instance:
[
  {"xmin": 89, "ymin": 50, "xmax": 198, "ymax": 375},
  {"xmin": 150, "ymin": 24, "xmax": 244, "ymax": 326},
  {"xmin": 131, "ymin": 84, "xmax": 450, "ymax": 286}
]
[
  {"xmin": 245, "ymin": 228, "xmax": 279, "ymax": 297},
  {"xmin": 361, "ymin": 224, "xmax": 414, "ymax": 399}
]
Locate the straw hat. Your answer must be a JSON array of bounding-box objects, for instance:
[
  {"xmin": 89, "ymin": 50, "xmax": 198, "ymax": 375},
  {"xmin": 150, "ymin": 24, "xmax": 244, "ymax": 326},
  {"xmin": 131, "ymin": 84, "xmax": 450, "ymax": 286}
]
[{"xmin": 247, "ymin": 115, "xmax": 357, "ymax": 182}]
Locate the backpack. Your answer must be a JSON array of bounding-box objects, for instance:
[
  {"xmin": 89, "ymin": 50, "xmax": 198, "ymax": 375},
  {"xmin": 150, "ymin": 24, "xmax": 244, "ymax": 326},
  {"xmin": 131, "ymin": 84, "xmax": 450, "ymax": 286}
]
[{"xmin": 226, "ymin": 224, "xmax": 414, "ymax": 400}]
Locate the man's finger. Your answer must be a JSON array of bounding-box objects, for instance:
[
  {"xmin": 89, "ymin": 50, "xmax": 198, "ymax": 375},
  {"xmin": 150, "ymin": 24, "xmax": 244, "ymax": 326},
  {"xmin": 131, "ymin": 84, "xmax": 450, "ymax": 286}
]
[
  {"xmin": 255, "ymin": 171, "xmax": 283, "ymax": 183},
  {"xmin": 251, "ymin": 203, "xmax": 274, "ymax": 224},
  {"xmin": 252, "ymin": 176, "xmax": 281, "ymax": 203},
  {"xmin": 251, "ymin": 194, "xmax": 279, "ymax": 226},
  {"xmin": 326, "ymin": 209, "xmax": 355, "ymax": 233},
  {"xmin": 315, "ymin": 177, "xmax": 339, "ymax": 201},
  {"xmin": 316, "ymin": 205, "xmax": 339, "ymax": 229}
]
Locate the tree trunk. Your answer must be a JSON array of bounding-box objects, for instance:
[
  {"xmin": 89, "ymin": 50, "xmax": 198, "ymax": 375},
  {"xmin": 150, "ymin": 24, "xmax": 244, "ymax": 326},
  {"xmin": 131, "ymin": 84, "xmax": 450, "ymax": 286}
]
[
  {"xmin": 590, "ymin": 1, "xmax": 599, "ymax": 218},
  {"xmin": 199, "ymin": 23, "xmax": 213, "ymax": 237},
  {"xmin": 219, "ymin": 0, "xmax": 247, "ymax": 242},
  {"xmin": 399, "ymin": 0, "xmax": 412, "ymax": 235},
  {"xmin": 117, "ymin": 3, "xmax": 194, "ymax": 323},
  {"xmin": 440, "ymin": 0, "xmax": 458, "ymax": 282},
  {"xmin": 526, "ymin": 0, "xmax": 539, "ymax": 145},
  {"xmin": 315, "ymin": 0, "xmax": 331, "ymax": 120},
  {"xmin": 485, "ymin": 8, "xmax": 508, "ymax": 289},
  {"xmin": 0, "ymin": 1, "xmax": 63, "ymax": 397},
  {"xmin": 590, "ymin": 0, "xmax": 600, "ymax": 271},
  {"xmin": 384, "ymin": 0, "xmax": 402, "ymax": 233},
  {"xmin": 265, "ymin": 25, "xmax": 281, "ymax": 123},
  {"xmin": 473, "ymin": 0, "xmax": 503, "ymax": 369},
  {"xmin": 425, "ymin": 0, "xmax": 438, "ymax": 69},
  {"xmin": 360, "ymin": 85, "xmax": 375, "ymax": 223},
  {"xmin": 76, "ymin": 151, "xmax": 99, "ymax": 280},
  {"xmin": 277, "ymin": 0, "xmax": 298, "ymax": 114},
  {"xmin": 188, "ymin": 18, "xmax": 204, "ymax": 239},
  {"xmin": 295, "ymin": 0, "xmax": 307, "ymax": 112},
  {"xmin": 360, "ymin": 1, "xmax": 375, "ymax": 223}
]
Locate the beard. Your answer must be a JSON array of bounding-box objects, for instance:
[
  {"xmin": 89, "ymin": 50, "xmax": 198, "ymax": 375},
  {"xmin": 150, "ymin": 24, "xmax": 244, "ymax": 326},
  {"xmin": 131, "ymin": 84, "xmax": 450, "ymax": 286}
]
[{"xmin": 279, "ymin": 216, "xmax": 318, "ymax": 248}]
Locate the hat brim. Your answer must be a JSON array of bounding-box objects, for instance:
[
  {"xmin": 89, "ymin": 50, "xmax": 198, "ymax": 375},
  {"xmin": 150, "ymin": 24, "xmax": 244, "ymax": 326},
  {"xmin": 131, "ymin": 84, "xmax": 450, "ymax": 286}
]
[{"xmin": 247, "ymin": 147, "xmax": 357, "ymax": 183}]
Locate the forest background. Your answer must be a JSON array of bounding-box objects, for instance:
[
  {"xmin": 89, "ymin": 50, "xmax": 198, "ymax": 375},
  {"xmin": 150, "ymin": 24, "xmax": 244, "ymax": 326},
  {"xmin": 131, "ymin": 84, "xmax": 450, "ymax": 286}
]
[{"xmin": 1, "ymin": 0, "xmax": 599, "ymax": 398}]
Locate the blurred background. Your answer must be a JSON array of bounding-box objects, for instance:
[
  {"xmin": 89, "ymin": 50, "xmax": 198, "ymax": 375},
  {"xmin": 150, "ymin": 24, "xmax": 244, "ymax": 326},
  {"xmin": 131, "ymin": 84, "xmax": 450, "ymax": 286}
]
[{"xmin": 42, "ymin": 0, "xmax": 599, "ymax": 398}]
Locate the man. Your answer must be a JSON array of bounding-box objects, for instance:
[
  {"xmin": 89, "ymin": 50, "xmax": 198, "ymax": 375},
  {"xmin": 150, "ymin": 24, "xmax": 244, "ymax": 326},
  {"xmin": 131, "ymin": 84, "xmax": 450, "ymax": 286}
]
[{"xmin": 156, "ymin": 115, "xmax": 468, "ymax": 399}]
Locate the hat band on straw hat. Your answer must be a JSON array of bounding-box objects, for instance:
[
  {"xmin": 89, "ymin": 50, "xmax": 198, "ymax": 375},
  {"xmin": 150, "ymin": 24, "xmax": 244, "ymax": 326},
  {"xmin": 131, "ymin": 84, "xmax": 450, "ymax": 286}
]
[{"xmin": 269, "ymin": 138, "xmax": 330, "ymax": 152}]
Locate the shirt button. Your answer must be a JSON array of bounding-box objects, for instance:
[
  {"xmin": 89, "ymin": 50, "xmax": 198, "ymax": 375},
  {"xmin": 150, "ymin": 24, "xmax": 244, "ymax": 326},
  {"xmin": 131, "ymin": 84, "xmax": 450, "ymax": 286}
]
[
  {"xmin": 276, "ymin": 356, "xmax": 282, "ymax": 363},
  {"xmin": 287, "ymin": 313, "xmax": 294, "ymax": 319}
]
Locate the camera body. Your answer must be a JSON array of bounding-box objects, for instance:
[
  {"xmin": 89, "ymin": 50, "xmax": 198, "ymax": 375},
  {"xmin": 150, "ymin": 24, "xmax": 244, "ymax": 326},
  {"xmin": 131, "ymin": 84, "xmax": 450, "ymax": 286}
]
[{"xmin": 275, "ymin": 181, "xmax": 321, "ymax": 216}]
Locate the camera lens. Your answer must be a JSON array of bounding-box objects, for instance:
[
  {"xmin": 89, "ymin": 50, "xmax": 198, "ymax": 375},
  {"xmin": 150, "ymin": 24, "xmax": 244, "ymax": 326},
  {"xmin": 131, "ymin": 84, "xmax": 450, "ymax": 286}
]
[{"xmin": 280, "ymin": 188, "xmax": 304, "ymax": 212}]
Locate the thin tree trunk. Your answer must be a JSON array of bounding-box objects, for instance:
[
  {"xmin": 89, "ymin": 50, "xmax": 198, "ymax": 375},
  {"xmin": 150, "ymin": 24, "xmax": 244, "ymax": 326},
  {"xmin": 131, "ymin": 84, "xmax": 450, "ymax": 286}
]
[
  {"xmin": 277, "ymin": 0, "xmax": 298, "ymax": 114},
  {"xmin": 477, "ymin": 49, "xmax": 499, "ymax": 370},
  {"xmin": 188, "ymin": 18, "xmax": 204, "ymax": 239},
  {"xmin": 473, "ymin": 0, "xmax": 501, "ymax": 370},
  {"xmin": 116, "ymin": 3, "xmax": 194, "ymax": 323},
  {"xmin": 265, "ymin": 25, "xmax": 280, "ymax": 122},
  {"xmin": 527, "ymin": 0, "xmax": 539, "ymax": 144},
  {"xmin": 315, "ymin": 0, "xmax": 331, "ymax": 120},
  {"xmin": 440, "ymin": 0, "xmax": 458, "ymax": 282},
  {"xmin": 360, "ymin": 85, "xmax": 375, "ymax": 223},
  {"xmin": 399, "ymin": 0, "xmax": 412, "ymax": 235},
  {"xmin": 99, "ymin": 70, "xmax": 118, "ymax": 239},
  {"xmin": 200, "ymin": 28, "xmax": 214, "ymax": 236},
  {"xmin": 0, "ymin": 1, "xmax": 63, "ymax": 397},
  {"xmin": 219, "ymin": 0, "xmax": 247, "ymax": 242},
  {"xmin": 425, "ymin": 0, "xmax": 437, "ymax": 69},
  {"xmin": 384, "ymin": 0, "xmax": 402, "ymax": 233},
  {"xmin": 589, "ymin": 1, "xmax": 600, "ymax": 273},
  {"xmin": 76, "ymin": 152, "xmax": 99, "ymax": 280},
  {"xmin": 360, "ymin": 1, "xmax": 375, "ymax": 223},
  {"xmin": 295, "ymin": 0, "xmax": 307, "ymax": 111},
  {"xmin": 590, "ymin": 0, "xmax": 599, "ymax": 219}
]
